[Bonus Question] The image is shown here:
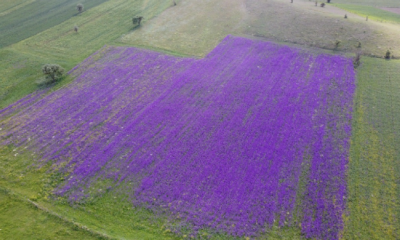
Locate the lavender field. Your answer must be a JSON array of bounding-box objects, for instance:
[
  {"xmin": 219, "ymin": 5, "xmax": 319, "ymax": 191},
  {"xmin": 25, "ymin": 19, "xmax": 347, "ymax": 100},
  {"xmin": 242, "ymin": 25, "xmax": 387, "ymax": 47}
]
[{"xmin": 0, "ymin": 36, "xmax": 356, "ymax": 239}]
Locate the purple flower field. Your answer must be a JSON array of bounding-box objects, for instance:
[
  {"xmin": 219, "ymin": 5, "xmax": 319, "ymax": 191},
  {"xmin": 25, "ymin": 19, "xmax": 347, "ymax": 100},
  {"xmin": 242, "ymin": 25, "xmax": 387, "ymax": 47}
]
[{"xmin": 0, "ymin": 36, "xmax": 355, "ymax": 239}]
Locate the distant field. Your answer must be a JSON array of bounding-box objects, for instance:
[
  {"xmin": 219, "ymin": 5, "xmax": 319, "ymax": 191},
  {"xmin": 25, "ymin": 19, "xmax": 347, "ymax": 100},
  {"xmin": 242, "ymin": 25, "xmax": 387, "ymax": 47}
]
[
  {"xmin": 332, "ymin": 0, "xmax": 400, "ymax": 7},
  {"xmin": 121, "ymin": 0, "xmax": 400, "ymax": 58},
  {"xmin": 0, "ymin": 0, "xmax": 109, "ymax": 48},
  {"xmin": 0, "ymin": 0, "xmax": 175, "ymax": 109},
  {"xmin": 345, "ymin": 58, "xmax": 400, "ymax": 239},
  {"xmin": 333, "ymin": 4, "xmax": 400, "ymax": 24}
]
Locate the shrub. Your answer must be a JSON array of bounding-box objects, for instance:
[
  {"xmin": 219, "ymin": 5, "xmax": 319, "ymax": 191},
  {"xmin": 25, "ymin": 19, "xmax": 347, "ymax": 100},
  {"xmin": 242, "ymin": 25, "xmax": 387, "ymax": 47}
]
[
  {"xmin": 385, "ymin": 50, "xmax": 391, "ymax": 59},
  {"xmin": 353, "ymin": 52, "xmax": 361, "ymax": 68},
  {"xmin": 334, "ymin": 40, "xmax": 341, "ymax": 49},
  {"xmin": 37, "ymin": 64, "xmax": 65, "ymax": 85},
  {"xmin": 132, "ymin": 16, "xmax": 143, "ymax": 26},
  {"xmin": 321, "ymin": 3, "xmax": 325, "ymax": 7},
  {"xmin": 77, "ymin": 3, "xmax": 84, "ymax": 13}
]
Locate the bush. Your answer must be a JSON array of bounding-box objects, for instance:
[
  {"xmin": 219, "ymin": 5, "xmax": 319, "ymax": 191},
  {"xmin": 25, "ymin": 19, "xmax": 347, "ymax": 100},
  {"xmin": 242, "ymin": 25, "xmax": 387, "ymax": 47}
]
[
  {"xmin": 77, "ymin": 3, "xmax": 84, "ymax": 13},
  {"xmin": 385, "ymin": 50, "xmax": 391, "ymax": 59},
  {"xmin": 36, "ymin": 64, "xmax": 65, "ymax": 85},
  {"xmin": 321, "ymin": 3, "xmax": 325, "ymax": 7},
  {"xmin": 334, "ymin": 40, "xmax": 341, "ymax": 49},
  {"xmin": 353, "ymin": 52, "xmax": 361, "ymax": 68},
  {"xmin": 132, "ymin": 16, "xmax": 143, "ymax": 26}
]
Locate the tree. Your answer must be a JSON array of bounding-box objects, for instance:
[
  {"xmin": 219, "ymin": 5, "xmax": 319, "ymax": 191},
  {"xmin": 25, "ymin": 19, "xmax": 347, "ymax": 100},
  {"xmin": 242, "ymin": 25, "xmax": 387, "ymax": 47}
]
[
  {"xmin": 77, "ymin": 3, "xmax": 84, "ymax": 13},
  {"xmin": 132, "ymin": 16, "xmax": 143, "ymax": 26},
  {"xmin": 385, "ymin": 50, "xmax": 391, "ymax": 59},
  {"xmin": 353, "ymin": 52, "xmax": 361, "ymax": 68},
  {"xmin": 334, "ymin": 40, "xmax": 341, "ymax": 49},
  {"xmin": 42, "ymin": 64, "xmax": 65, "ymax": 82}
]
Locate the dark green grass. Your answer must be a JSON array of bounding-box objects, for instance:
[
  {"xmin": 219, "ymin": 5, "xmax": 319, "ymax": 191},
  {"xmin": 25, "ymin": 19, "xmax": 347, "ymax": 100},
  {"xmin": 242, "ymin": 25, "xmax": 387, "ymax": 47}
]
[
  {"xmin": 333, "ymin": 4, "xmax": 400, "ymax": 24},
  {"xmin": 0, "ymin": 0, "xmax": 109, "ymax": 48}
]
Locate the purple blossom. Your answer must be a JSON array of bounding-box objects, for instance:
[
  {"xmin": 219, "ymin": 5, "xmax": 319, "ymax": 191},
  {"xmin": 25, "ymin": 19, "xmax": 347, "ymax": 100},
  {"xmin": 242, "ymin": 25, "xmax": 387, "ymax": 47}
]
[{"xmin": 0, "ymin": 36, "xmax": 356, "ymax": 239}]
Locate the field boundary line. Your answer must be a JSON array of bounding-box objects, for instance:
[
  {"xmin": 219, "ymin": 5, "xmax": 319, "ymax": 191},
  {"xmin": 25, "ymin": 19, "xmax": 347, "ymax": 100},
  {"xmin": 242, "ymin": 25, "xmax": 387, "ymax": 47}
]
[{"xmin": 0, "ymin": 186, "xmax": 117, "ymax": 240}]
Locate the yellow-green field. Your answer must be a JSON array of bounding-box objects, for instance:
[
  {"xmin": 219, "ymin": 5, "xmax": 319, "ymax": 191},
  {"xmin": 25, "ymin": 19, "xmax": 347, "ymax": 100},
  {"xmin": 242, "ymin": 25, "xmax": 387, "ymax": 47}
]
[
  {"xmin": 333, "ymin": 0, "xmax": 400, "ymax": 8},
  {"xmin": 0, "ymin": 190, "xmax": 103, "ymax": 240},
  {"xmin": 345, "ymin": 58, "xmax": 400, "ymax": 239},
  {"xmin": 334, "ymin": 3, "xmax": 400, "ymax": 24}
]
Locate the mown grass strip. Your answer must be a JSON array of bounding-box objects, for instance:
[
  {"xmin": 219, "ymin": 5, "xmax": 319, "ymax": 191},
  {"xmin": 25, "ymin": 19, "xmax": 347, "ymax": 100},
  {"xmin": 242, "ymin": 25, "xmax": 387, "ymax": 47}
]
[
  {"xmin": 332, "ymin": 0, "xmax": 400, "ymax": 8},
  {"xmin": 0, "ymin": 0, "xmax": 109, "ymax": 48},
  {"xmin": 345, "ymin": 57, "xmax": 400, "ymax": 239},
  {"xmin": 333, "ymin": 4, "xmax": 400, "ymax": 24}
]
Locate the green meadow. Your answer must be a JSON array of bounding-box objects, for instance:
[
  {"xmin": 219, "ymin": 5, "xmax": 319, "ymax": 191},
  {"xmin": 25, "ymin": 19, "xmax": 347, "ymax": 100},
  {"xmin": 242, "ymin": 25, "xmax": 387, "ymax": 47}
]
[
  {"xmin": 345, "ymin": 58, "xmax": 400, "ymax": 239},
  {"xmin": 0, "ymin": 0, "xmax": 175, "ymax": 109},
  {"xmin": 332, "ymin": 0, "xmax": 400, "ymax": 7},
  {"xmin": 334, "ymin": 3, "xmax": 400, "ymax": 24},
  {"xmin": 0, "ymin": 0, "xmax": 109, "ymax": 48}
]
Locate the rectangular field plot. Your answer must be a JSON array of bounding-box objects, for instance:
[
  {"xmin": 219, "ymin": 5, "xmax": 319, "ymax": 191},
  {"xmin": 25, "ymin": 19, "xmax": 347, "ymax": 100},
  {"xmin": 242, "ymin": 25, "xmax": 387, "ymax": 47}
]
[{"xmin": 0, "ymin": 36, "xmax": 356, "ymax": 239}]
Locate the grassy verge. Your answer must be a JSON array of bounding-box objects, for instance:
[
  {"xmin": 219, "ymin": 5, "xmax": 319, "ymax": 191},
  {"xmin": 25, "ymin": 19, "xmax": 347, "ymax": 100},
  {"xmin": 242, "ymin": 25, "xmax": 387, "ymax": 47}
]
[
  {"xmin": 0, "ymin": 189, "xmax": 106, "ymax": 240},
  {"xmin": 0, "ymin": 0, "xmax": 109, "ymax": 48},
  {"xmin": 345, "ymin": 57, "xmax": 400, "ymax": 239},
  {"xmin": 0, "ymin": 145, "xmax": 181, "ymax": 240},
  {"xmin": 333, "ymin": 4, "xmax": 400, "ymax": 24}
]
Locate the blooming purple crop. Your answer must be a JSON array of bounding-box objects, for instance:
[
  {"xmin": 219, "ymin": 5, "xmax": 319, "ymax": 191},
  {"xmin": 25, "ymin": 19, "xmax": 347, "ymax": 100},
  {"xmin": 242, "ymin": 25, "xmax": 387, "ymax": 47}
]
[{"xmin": 0, "ymin": 36, "xmax": 355, "ymax": 239}]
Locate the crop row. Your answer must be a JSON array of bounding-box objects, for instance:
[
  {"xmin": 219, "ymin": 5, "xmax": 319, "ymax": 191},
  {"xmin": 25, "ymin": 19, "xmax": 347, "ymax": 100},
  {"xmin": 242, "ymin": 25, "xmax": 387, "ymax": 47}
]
[{"xmin": 0, "ymin": 36, "xmax": 355, "ymax": 239}]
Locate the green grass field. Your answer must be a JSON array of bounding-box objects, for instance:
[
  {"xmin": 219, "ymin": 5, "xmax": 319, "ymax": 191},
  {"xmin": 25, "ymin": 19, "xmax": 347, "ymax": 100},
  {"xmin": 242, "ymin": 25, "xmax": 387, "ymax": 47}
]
[
  {"xmin": 0, "ymin": 190, "xmax": 103, "ymax": 240},
  {"xmin": 333, "ymin": 4, "xmax": 400, "ymax": 24},
  {"xmin": 0, "ymin": 0, "xmax": 175, "ymax": 109},
  {"xmin": 332, "ymin": 0, "xmax": 400, "ymax": 7},
  {"xmin": 345, "ymin": 58, "xmax": 400, "ymax": 239},
  {"xmin": 0, "ymin": 0, "xmax": 109, "ymax": 48}
]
